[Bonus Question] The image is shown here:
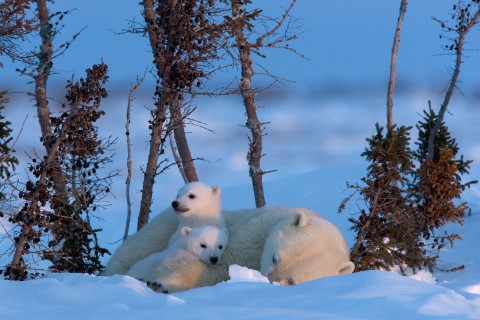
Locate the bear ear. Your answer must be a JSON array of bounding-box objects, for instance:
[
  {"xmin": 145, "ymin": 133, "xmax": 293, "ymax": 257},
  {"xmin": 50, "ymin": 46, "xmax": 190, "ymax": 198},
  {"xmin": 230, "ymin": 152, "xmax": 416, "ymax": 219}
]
[
  {"xmin": 338, "ymin": 261, "xmax": 355, "ymax": 275},
  {"xmin": 212, "ymin": 186, "xmax": 221, "ymax": 196},
  {"xmin": 291, "ymin": 212, "xmax": 308, "ymax": 228},
  {"xmin": 181, "ymin": 226, "xmax": 192, "ymax": 237}
]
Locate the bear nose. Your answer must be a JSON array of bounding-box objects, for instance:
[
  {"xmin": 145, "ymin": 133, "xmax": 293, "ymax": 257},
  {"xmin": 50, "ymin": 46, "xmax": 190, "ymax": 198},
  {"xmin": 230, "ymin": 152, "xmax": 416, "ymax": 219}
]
[
  {"xmin": 171, "ymin": 201, "xmax": 179, "ymax": 208},
  {"xmin": 210, "ymin": 257, "xmax": 218, "ymax": 265},
  {"xmin": 266, "ymin": 272, "xmax": 275, "ymax": 283},
  {"xmin": 266, "ymin": 268, "xmax": 278, "ymax": 283}
]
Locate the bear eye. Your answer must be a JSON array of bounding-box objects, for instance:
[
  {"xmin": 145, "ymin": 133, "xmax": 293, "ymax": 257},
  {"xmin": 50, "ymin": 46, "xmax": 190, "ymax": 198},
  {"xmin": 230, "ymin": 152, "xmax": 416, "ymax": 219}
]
[
  {"xmin": 272, "ymin": 254, "xmax": 280, "ymax": 264},
  {"xmin": 286, "ymin": 278, "xmax": 296, "ymax": 286},
  {"xmin": 218, "ymin": 245, "xmax": 223, "ymax": 250},
  {"xmin": 188, "ymin": 194, "xmax": 196, "ymax": 199},
  {"xmin": 200, "ymin": 244, "xmax": 207, "ymax": 248}
]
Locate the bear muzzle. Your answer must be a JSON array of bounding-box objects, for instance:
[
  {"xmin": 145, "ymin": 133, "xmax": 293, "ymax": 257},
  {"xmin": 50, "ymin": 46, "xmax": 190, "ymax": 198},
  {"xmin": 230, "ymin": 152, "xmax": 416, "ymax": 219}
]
[
  {"xmin": 171, "ymin": 201, "xmax": 189, "ymax": 214},
  {"xmin": 266, "ymin": 268, "xmax": 295, "ymax": 285},
  {"xmin": 266, "ymin": 268, "xmax": 279, "ymax": 283}
]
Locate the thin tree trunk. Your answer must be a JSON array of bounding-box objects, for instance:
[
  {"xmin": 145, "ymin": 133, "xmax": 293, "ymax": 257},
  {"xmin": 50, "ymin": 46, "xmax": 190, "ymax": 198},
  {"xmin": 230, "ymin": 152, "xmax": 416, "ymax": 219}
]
[
  {"xmin": 162, "ymin": 0, "xmax": 198, "ymax": 183},
  {"xmin": 124, "ymin": 97, "xmax": 133, "ymax": 241},
  {"xmin": 138, "ymin": 0, "xmax": 164, "ymax": 230},
  {"xmin": 34, "ymin": 0, "xmax": 53, "ymax": 149},
  {"xmin": 137, "ymin": 100, "xmax": 168, "ymax": 230},
  {"xmin": 232, "ymin": 0, "xmax": 265, "ymax": 208},
  {"xmin": 169, "ymin": 99, "xmax": 198, "ymax": 182},
  {"xmin": 10, "ymin": 113, "xmax": 72, "ymax": 278},
  {"xmin": 169, "ymin": 132, "xmax": 188, "ymax": 183},
  {"xmin": 386, "ymin": 0, "xmax": 408, "ymax": 130},
  {"xmin": 427, "ymin": 8, "xmax": 480, "ymax": 159},
  {"xmin": 350, "ymin": 192, "xmax": 379, "ymax": 257},
  {"xmin": 10, "ymin": 219, "xmax": 30, "ymax": 277},
  {"xmin": 123, "ymin": 76, "xmax": 144, "ymax": 241},
  {"xmin": 137, "ymin": 0, "xmax": 171, "ymax": 230},
  {"xmin": 33, "ymin": 0, "xmax": 67, "ymax": 195},
  {"xmin": 11, "ymin": 0, "xmax": 70, "ymax": 277}
]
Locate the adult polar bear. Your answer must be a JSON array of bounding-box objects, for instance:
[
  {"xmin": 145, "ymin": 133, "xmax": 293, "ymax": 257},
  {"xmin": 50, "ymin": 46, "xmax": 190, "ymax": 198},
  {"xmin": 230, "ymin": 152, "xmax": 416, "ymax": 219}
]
[{"xmin": 104, "ymin": 186, "xmax": 354, "ymax": 292}]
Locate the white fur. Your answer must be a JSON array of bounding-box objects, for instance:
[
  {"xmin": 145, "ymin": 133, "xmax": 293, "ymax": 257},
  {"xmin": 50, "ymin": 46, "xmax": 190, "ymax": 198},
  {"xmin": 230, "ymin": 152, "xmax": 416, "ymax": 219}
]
[
  {"xmin": 259, "ymin": 211, "xmax": 355, "ymax": 285},
  {"xmin": 127, "ymin": 225, "xmax": 228, "ymax": 285},
  {"xmin": 105, "ymin": 205, "xmax": 354, "ymax": 293},
  {"xmin": 184, "ymin": 225, "xmax": 228, "ymax": 265},
  {"xmin": 172, "ymin": 181, "xmax": 224, "ymax": 226},
  {"xmin": 104, "ymin": 182, "xmax": 224, "ymax": 276},
  {"xmin": 168, "ymin": 182, "xmax": 225, "ymax": 246}
]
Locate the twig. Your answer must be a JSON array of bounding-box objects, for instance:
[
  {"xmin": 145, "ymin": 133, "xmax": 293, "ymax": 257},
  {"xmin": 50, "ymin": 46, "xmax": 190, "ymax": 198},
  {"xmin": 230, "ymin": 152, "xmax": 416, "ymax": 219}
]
[
  {"xmin": 168, "ymin": 132, "xmax": 188, "ymax": 183},
  {"xmin": 436, "ymin": 264, "xmax": 465, "ymax": 272},
  {"xmin": 427, "ymin": 6, "xmax": 480, "ymax": 159},
  {"xmin": 123, "ymin": 73, "xmax": 145, "ymax": 242},
  {"xmin": 256, "ymin": 0, "xmax": 297, "ymax": 46}
]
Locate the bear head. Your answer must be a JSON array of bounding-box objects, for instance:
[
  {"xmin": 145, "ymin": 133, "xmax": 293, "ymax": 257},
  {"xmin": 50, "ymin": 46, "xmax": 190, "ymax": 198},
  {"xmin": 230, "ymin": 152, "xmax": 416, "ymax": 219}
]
[
  {"xmin": 171, "ymin": 182, "xmax": 222, "ymax": 219},
  {"xmin": 260, "ymin": 211, "xmax": 355, "ymax": 285},
  {"xmin": 180, "ymin": 225, "xmax": 228, "ymax": 265}
]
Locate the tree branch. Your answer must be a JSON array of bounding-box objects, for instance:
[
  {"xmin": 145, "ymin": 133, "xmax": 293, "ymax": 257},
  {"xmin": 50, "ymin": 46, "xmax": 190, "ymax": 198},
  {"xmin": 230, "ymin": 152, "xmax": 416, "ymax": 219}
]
[
  {"xmin": 427, "ymin": 5, "xmax": 480, "ymax": 159},
  {"xmin": 255, "ymin": 0, "xmax": 297, "ymax": 47},
  {"xmin": 386, "ymin": 0, "xmax": 408, "ymax": 130},
  {"xmin": 123, "ymin": 73, "xmax": 145, "ymax": 242}
]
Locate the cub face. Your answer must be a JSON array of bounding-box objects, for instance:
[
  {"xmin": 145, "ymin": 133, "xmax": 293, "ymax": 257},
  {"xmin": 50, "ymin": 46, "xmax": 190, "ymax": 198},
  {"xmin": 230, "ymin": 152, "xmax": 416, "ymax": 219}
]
[
  {"xmin": 171, "ymin": 182, "xmax": 221, "ymax": 218},
  {"xmin": 180, "ymin": 226, "xmax": 228, "ymax": 265}
]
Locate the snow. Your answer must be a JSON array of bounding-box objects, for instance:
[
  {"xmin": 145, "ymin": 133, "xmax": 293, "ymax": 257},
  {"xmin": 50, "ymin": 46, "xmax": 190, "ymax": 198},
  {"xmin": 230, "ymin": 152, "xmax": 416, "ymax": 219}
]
[
  {"xmin": 1, "ymin": 1, "xmax": 480, "ymax": 318},
  {"xmin": 1, "ymin": 166, "xmax": 480, "ymax": 320}
]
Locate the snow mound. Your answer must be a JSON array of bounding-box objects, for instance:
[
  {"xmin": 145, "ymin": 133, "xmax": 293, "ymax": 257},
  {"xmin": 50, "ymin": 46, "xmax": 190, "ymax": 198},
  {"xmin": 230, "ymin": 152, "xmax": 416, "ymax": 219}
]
[
  {"xmin": 390, "ymin": 266, "xmax": 437, "ymax": 284},
  {"xmin": 227, "ymin": 264, "xmax": 270, "ymax": 283}
]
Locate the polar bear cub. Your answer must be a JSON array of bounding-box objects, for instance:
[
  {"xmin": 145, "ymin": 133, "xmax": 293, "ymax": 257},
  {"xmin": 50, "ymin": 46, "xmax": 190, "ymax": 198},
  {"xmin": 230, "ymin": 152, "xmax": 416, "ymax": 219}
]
[
  {"xmin": 127, "ymin": 225, "xmax": 229, "ymax": 288},
  {"xmin": 102, "ymin": 181, "xmax": 226, "ymax": 277},
  {"xmin": 168, "ymin": 181, "xmax": 226, "ymax": 246},
  {"xmin": 171, "ymin": 181, "xmax": 224, "ymax": 226}
]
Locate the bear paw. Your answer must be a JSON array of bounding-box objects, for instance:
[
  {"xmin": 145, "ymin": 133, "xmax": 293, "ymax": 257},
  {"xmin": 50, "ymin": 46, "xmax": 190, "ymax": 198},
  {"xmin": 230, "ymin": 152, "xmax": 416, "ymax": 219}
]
[{"xmin": 146, "ymin": 281, "xmax": 169, "ymax": 294}]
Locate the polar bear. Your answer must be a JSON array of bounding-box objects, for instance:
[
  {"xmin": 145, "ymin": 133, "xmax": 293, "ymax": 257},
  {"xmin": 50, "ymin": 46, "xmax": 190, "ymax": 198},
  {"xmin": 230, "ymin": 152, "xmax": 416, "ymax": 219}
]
[
  {"xmin": 167, "ymin": 182, "xmax": 225, "ymax": 246},
  {"xmin": 105, "ymin": 204, "xmax": 354, "ymax": 293},
  {"xmin": 259, "ymin": 211, "xmax": 355, "ymax": 285},
  {"xmin": 103, "ymin": 181, "xmax": 224, "ymax": 276},
  {"xmin": 127, "ymin": 225, "xmax": 228, "ymax": 292}
]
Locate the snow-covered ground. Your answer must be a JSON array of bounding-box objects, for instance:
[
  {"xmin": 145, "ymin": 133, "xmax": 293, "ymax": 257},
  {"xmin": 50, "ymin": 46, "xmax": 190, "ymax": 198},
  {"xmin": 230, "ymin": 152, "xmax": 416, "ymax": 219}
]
[
  {"xmin": 1, "ymin": 89, "xmax": 479, "ymax": 320},
  {"xmin": 2, "ymin": 0, "xmax": 480, "ymax": 318},
  {"xmin": 2, "ymin": 67, "xmax": 480, "ymax": 319},
  {"xmin": 1, "ymin": 165, "xmax": 479, "ymax": 320}
]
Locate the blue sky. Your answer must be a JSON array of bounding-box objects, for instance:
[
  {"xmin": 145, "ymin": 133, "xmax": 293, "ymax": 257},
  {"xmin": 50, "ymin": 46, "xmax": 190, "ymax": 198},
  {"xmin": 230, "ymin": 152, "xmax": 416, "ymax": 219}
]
[{"xmin": 2, "ymin": 1, "xmax": 479, "ymax": 95}]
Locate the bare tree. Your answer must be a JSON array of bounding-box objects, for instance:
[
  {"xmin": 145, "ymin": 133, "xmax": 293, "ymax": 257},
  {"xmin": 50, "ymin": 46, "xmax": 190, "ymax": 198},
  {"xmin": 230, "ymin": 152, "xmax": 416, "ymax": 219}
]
[
  {"xmin": 138, "ymin": 0, "xmax": 230, "ymax": 229},
  {"xmin": 230, "ymin": 0, "xmax": 299, "ymax": 207},
  {"xmin": 34, "ymin": 0, "xmax": 54, "ymax": 153},
  {"xmin": 123, "ymin": 74, "xmax": 145, "ymax": 242},
  {"xmin": 137, "ymin": 0, "xmax": 169, "ymax": 230},
  {"xmin": 15, "ymin": 1, "xmax": 81, "ymax": 196},
  {"xmin": 427, "ymin": 1, "xmax": 480, "ymax": 159},
  {"xmin": 386, "ymin": 0, "xmax": 408, "ymax": 130}
]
